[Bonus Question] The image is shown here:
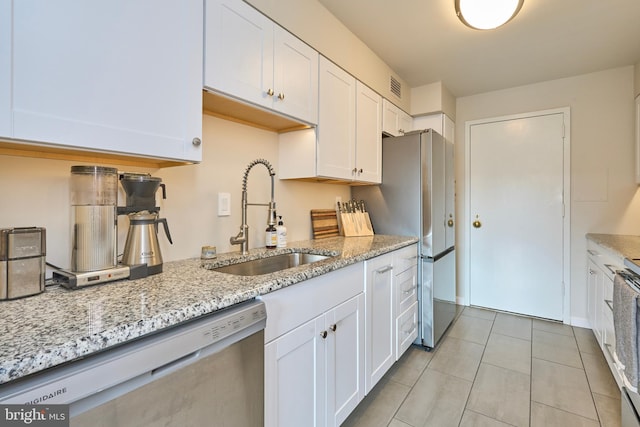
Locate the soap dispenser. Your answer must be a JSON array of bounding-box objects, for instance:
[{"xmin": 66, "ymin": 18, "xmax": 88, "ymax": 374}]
[{"xmin": 276, "ymin": 216, "xmax": 287, "ymax": 248}]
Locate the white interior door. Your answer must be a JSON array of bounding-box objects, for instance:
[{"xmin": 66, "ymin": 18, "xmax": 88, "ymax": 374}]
[{"xmin": 468, "ymin": 111, "xmax": 567, "ymax": 320}]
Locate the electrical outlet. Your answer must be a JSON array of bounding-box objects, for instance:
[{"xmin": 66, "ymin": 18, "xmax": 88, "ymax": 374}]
[{"xmin": 218, "ymin": 192, "xmax": 231, "ymax": 216}]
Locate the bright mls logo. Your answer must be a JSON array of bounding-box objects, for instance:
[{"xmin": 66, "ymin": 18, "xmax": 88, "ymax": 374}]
[{"xmin": 0, "ymin": 405, "xmax": 68, "ymax": 426}]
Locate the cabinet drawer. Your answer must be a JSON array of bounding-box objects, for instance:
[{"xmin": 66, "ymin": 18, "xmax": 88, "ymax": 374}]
[
  {"xmin": 260, "ymin": 262, "xmax": 364, "ymax": 343},
  {"xmin": 393, "ymin": 244, "xmax": 418, "ymax": 274},
  {"xmin": 396, "ymin": 264, "xmax": 417, "ymax": 314},
  {"xmin": 396, "ymin": 301, "xmax": 418, "ymax": 360},
  {"xmin": 587, "ymin": 241, "xmax": 623, "ymax": 282}
]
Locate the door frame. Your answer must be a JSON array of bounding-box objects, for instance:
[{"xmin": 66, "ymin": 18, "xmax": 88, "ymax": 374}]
[{"xmin": 463, "ymin": 107, "xmax": 571, "ymax": 324}]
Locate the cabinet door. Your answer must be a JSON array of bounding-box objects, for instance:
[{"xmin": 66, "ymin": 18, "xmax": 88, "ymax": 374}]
[
  {"xmin": 317, "ymin": 57, "xmax": 356, "ymax": 180},
  {"xmin": 265, "ymin": 315, "xmax": 326, "ymax": 427},
  {"xmin": 355, "ymin": 81, "xmax": 382, "ymax": 183},
  {"xmin": 204, "ymin": 0, "xmax": 274, "ymax": 110},
  {"xmin": 396, "ymin": 264, "xmax": 418, "ymax": 314},
  {"xmin": 0, "ymin": 0, "xmax": 9, "ymax": 137},
  {"xmin": 12, "ymin": 0, "xmax": 203, "ymax": 162},
  {"xmin": 396, "ymin": 301, "xmax": 419, "ymax": 360},
  {"xmin": 326, "ymin": 294, "xmax": 365, "ymax": 427},
  {"xmin": 399, "ymin": 110, "xmax": 413, "ymax": 135},
  {"xmin": 273, "ymin": 26, "xmax": 318, "ymax": 125},
  {"xmin": 365, "ymin": 253, "xmax": 395, "ymax": 393},
  {"xmin": 382, "ymin": 99, "xmax": 401, "ymax": 136}
]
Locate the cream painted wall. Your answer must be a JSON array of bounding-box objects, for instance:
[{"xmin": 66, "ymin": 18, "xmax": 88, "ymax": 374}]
[
  {"xmin": 0, "ymin": 115, "xmax": 351, "ymax": 273},
  {"xmin": 635, "ymin": 62, "xmax": 640, "ymax": 97},
  {"xmin": 455, "ymin": 65, "xmax": 638, "ymax": 326},
  {"xmin": 244, "ymin": 0, "xmax": 411, "ymax": 113},
  {"xmin": 410, "ymin": 82, "xmax": 457, "ymax": 120}
]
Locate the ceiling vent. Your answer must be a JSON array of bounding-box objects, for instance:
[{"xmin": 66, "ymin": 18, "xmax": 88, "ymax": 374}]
[{"xmin": 389, "ymin": 76, "xmax": 402, "ymax": 99}]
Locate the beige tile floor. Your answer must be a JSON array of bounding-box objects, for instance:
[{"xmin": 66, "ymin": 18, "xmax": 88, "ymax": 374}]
[{"xmin": 343, "ymin": 306, "xmax": 621, "ymax": 427}]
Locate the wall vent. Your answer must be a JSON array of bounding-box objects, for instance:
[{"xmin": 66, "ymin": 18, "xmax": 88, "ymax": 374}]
[{"xmin": 389, "ymin": 76, "xmax": 402, "ymax": 99}]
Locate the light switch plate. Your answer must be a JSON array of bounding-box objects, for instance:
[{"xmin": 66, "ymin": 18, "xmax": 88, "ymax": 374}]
[{"xmin": 218, "ymin": 192, "xmax": 231, "ymax": 216}]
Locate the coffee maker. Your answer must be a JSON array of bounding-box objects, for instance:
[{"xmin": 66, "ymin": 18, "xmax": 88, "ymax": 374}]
[
  {"xmin": 55, "ymin": 166, "xmax": 145, "ymax": 289},
  {"xmin": 118, "ymin": 173, "xmax": 173, "ymax": 275}
]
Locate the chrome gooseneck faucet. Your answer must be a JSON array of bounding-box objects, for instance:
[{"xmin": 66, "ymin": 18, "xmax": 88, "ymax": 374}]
[{"xmin": 230, "ymin": 159, "xmax": 276, "ymax": 255}]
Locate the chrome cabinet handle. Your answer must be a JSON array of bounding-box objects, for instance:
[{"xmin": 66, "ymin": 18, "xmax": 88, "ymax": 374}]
[
  {"xmin": 330, "ymin": 324, "xmax": 337, "ymax": 332},
  {"xmin": 358, "ymin": 168, "xmax": 363, "ymax": 174},
  {"xmin": 320, "ymin": 330, "xmax": 327, "ymax": 339},
  {"xmin": 375, "ymin": 265, "xmax": 393, "ymax": 274},
  {"xmin": 589, "ymin": 269, "xmax": 596, "ymax": 275},
  {"xmin": 604, "ymin": 264, "xmax": 617, "ymax": 275},
  {"xmin": 192, "ymin": 137, "xmax": 202, "ymax": 146},
  {"xmin": 587, "ymin": 249, "xmax": 599, "ymax": 256}
]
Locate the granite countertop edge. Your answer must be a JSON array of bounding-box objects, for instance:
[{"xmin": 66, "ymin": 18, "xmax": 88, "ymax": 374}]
[
  {"xmin": 0, "ymin": 235, "xmax": 418, "ymax": 385},
  {"xmin": 586, "ymin": 233, "xmax": 640, "ymax": 260}
]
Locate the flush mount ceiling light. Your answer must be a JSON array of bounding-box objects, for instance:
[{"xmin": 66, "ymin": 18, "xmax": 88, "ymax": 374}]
[{"xmin": 455, "ymin": 0, "xmax": 524, "ymax": 30}]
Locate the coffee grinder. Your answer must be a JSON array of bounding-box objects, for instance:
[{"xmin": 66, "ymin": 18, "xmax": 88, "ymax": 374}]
[{"xmin": 118, "ymin": 173, "xmax": 173, "ymax": 275}]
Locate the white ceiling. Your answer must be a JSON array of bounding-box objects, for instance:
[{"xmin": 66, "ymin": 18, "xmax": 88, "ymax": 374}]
[{"xmin": 317, "ymin": 0, "xmax": 640, "ymax": 97}]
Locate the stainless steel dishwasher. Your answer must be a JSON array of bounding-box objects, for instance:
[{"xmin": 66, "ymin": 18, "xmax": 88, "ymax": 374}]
[{"xmin": 0, "ymin": 299, "xmax": 266, "ymax": 427}]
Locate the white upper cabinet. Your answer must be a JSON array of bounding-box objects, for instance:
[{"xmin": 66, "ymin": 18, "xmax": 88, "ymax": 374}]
[
  {"xmin": 279, "ymin": 58, "xmax": 381, "ymax": 184},
  {"xmin": 317, "ymin": 57, "xmax": 357, "ymax": 181},
  {"xmin": 204, "ymin": 0, "xmax": 318, "ymax": 125},
  {"xmin": 355, "ymin": 81, "xmax": 382, "ymax": 183},
  {"xmin": 0, "ymin": 0, "xmax": 10, "ymax": 137},
  {"xmin": 413, "ymin": 112, "xmax": 455, "ymax": 143},
  {"xmin": 382, "ymin": 99, "xmax": 412, "ymax": 137},
  {"xmin": 5, "ymin": 0, "xmax": 203, "ymax": 162}
]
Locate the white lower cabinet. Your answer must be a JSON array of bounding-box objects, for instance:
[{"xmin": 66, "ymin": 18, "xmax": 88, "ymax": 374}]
[
  {"xmin": 263, "ymin": 244, "xmax": 418, "ymax": 425},
  {"xmin": 393, "ymin": 245, "xmax": 418, "ymax": 360},
  {"xmin": 586, "ymin": 239, "xmax": 624, "ymax": 388},
  {"xmin": 262, "ymin": 263, "xmax": 365, "ymax": 427},
  {"xmin": 365, "ymin": 252, "xmax": 395, "ymax": 393},
  {"xmin": 265, "ymin": 294, "xmax": 364, "ymax": 427},
  {"xmin": 396, "ymin": 301, "xmax": 419, "ymax": 359}
]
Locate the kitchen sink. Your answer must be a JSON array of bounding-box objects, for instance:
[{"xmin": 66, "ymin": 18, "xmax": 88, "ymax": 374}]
[{"xmin": 212, "ymin": 252, "xmax": 333, "ymax": 276}]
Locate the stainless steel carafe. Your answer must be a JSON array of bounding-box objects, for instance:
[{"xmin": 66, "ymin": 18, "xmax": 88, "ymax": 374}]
[{"xmin": 121, "ymin": 211, "xmax": 172, "ymax": 275}]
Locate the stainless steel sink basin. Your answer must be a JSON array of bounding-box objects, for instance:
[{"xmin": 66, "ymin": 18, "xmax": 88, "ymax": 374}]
[{"xmin": 213, "ymin": 252, "xmax": 332, "ymax": 276}]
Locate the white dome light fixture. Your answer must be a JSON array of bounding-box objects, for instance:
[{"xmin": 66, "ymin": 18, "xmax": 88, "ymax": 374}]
[{"xmin": 455, "ymin": 0, "xmax": 524, "ymax": 30}]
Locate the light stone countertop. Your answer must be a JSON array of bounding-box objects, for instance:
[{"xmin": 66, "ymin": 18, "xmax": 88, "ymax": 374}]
[
  {"xmin": 586, "ymin": 233, "xmax": 640, "ymax": 260},
  {"xmin": 0, "ymin": 235, "xmax": 417, "ymax": 385}
]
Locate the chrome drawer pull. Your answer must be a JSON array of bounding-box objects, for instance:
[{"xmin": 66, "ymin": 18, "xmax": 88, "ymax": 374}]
[{"xmin": 375, "ymin": 265, "xmax": 393, "ymax": 274}]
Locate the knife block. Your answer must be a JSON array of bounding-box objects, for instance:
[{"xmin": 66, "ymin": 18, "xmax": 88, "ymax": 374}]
[{"xmin": 339, "ymin": 212, "xmax": 374, "ymax": 237}]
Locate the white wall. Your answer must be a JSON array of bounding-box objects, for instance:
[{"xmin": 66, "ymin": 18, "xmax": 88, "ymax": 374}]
[
  {"xmin": 455, "ymin": 65, "xmax": 638, "ymax": 325},
  {"xmin": 0, "ymin": 115, "xmax": 351, "ymax": 271}
]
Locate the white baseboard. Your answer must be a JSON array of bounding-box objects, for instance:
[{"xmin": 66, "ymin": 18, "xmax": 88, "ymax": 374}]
[{"xmin": 570, "ymin": 316, "xmax": 590, "ymax": 328}]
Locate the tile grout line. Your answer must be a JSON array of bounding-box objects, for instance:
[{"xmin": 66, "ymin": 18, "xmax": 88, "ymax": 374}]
[{"xmin": 455, "ymin": 309, "xmax": 496, "ymax": 427}]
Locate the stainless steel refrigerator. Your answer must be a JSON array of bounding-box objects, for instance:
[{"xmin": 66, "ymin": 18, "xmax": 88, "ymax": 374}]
[{"xmin": 352, "ymin": 129, "xmax": 456, "ymax": 348}]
